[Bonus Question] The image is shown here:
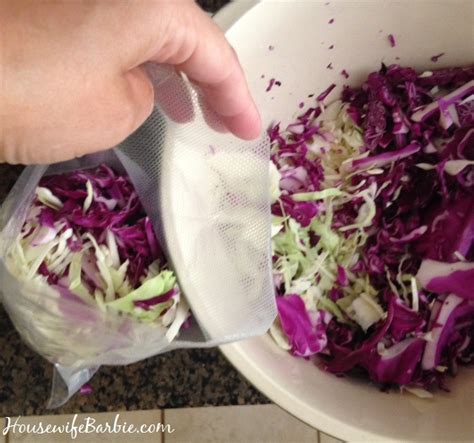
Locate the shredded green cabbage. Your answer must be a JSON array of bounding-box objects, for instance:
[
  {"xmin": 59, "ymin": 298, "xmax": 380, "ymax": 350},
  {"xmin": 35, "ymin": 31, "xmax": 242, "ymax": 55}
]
[{"xmin": 271, "ymin": 105, "xmax": 389, "ymax": 330}]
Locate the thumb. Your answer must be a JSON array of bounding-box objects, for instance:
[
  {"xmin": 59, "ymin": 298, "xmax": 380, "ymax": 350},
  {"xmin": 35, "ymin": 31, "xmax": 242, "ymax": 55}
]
[{"xmin": 141, "ymin": 2, "xmax": 261, "ymax": 141}]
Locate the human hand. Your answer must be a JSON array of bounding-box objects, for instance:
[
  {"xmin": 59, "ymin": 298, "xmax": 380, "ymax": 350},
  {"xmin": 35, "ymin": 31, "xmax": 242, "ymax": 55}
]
[{"xmin": 0, "ymin": 0, "xmax": 261, "ymax": 164}]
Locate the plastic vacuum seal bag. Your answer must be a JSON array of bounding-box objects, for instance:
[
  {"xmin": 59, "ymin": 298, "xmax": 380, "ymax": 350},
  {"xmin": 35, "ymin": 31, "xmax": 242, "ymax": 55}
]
[{"xmin": 0, "ymin": 66, "xmax": 276, "ymax": 407}]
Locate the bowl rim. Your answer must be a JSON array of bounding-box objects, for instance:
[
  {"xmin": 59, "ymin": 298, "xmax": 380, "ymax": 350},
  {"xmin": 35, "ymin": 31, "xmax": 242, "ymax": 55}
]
[
  {"xmin": 214, "ymin": 3, "xmax": 374, "ymax": 440},
  {"xmin": 220, "ymin": 336, "xmax": 380, "ymax": 442}
]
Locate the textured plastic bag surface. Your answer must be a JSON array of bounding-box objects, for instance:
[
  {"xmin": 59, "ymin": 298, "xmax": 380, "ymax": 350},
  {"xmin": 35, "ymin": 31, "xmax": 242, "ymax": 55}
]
[{"xmin": 0, "ymin": 69, "xmax": 276, "ymax": 407}]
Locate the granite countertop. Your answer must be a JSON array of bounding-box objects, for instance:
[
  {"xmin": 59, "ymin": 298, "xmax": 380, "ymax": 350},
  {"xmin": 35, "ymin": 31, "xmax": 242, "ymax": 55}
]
[{"xmin": 0, "ymin": 0, "xmax": 270, "ymax": 417}]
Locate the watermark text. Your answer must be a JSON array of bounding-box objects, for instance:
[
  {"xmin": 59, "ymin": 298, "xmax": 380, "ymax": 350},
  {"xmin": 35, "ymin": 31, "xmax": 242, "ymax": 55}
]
[{"xmin": 2, "ymin": 414, "xmax": 175, "ymax": 439}]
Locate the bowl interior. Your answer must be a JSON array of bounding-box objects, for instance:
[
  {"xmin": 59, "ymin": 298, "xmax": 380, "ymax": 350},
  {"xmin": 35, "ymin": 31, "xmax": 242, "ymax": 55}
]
[{"xmin": 217, "ymin": 1, "xmax": 474, "ymax": 441}]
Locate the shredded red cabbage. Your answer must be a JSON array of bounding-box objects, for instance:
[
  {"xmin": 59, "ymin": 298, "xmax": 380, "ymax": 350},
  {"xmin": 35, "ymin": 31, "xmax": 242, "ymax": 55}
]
[
  {"xmin": 270, "ymin": 64, "xmax": 474, "ymax": 394},
  {"xmin": 38, "ymin": 165, "xmax": 163, "ymax": 288}
]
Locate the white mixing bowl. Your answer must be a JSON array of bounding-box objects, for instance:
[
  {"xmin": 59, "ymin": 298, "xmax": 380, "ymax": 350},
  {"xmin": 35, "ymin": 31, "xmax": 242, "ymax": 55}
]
[{"xmin": 216, "ymin": 1, "xmax": 474, "ymax": 441}]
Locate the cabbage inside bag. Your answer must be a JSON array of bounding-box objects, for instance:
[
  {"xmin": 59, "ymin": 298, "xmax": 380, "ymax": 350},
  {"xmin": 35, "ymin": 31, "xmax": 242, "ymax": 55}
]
[{"xmin": 0, "ymin": 70, "xmax": 276, "ymax": 407}]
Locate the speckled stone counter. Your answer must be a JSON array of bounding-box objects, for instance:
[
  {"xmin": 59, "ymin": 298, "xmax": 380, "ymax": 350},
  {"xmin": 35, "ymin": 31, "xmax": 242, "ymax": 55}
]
[
  {"xmin": 0, "ymin": 305, "xmax": 268, "ymax": 417},
  {"xmin": 0, "ymin": 0, "xmax": 270, "ymax": 417}
]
